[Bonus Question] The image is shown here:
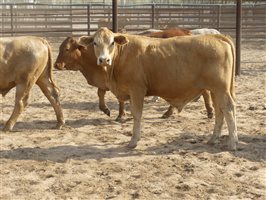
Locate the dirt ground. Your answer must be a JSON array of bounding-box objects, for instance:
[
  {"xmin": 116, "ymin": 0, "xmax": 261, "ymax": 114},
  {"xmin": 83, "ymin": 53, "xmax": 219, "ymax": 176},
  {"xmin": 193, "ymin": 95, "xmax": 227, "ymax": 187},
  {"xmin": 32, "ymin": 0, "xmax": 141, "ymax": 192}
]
[{"xmin": 0, "ymin": 39, "xmax": 265, "ymax": 200}]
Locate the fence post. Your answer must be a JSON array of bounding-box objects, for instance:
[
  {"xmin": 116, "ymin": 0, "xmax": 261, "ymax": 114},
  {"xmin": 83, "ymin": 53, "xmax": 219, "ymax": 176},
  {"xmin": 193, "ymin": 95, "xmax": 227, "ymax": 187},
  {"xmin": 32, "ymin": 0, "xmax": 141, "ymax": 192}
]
[
  {"xmin": 112, "ymin": 0, "xmax": 118, "ymax": 33},
  {"xmin": 151, "ymin": 3, "xmax": 155, "ymax": 29},
  {"xmin": 87, "ymin": 4, "xmax": 91, "ymax": 35},
  {"xmin": 217, "ymin": 5, "xmax": 221, "ymax": 31},
  {"xmin": 10, "ymin": 4, "xmax": 13, "ymax": 36},
  {"xmin": 70, "ymin": 4, "xmax": 73, "ymax": 35},
  {"xmin": 236, "ymin": 0, "xmax": 242, "ymax": 76}
]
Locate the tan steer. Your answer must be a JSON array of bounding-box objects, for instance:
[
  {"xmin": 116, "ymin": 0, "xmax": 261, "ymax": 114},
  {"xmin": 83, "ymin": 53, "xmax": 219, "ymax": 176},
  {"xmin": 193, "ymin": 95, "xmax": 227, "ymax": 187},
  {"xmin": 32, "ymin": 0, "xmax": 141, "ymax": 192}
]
[
  {"xmin": 88, "ymin": 28, "xmax": 237, "ymax": 150},
  {"xmin": 0, "ymin": 36, "xmax": 65, "ymax": 131}
]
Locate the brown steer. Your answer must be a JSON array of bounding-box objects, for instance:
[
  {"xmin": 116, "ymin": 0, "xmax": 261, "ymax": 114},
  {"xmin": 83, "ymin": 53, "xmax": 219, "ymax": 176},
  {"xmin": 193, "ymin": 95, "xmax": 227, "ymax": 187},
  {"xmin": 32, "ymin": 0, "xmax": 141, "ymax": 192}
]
[{"xmin": 54, "ymin": 37, "xmax": 125, "ymax": 121}]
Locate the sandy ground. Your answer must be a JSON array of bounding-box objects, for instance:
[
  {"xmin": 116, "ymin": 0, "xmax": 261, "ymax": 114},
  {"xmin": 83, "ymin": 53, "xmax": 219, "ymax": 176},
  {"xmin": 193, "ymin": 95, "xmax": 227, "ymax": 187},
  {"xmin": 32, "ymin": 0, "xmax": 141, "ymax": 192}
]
[{"xmin": 0, "ymin": 40, "xmax": 265, "ymax": 200}]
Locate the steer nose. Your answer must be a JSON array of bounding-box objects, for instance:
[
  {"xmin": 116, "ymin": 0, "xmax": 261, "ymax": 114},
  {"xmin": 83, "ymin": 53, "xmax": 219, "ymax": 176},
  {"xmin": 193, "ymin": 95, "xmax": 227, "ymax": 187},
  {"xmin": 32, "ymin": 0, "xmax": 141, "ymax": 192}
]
[
  {"xmin": 99, "ymin": 58, "xmax": 110, "ymax": 64},
  {"xmin": 54, "ymin": 62, "xmax": 65, "ymax": 70},
  {"xmin": 98, "ymin": 56, "xmax": 111, "ymax": 66}
]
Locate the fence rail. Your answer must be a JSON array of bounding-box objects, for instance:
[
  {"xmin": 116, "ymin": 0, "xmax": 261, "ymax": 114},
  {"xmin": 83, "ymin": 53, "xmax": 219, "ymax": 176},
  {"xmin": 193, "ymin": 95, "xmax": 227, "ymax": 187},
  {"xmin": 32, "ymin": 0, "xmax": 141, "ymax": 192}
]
[{"xmin": 0, "ymin": 3, "xmax": 265, "ymax": 39}]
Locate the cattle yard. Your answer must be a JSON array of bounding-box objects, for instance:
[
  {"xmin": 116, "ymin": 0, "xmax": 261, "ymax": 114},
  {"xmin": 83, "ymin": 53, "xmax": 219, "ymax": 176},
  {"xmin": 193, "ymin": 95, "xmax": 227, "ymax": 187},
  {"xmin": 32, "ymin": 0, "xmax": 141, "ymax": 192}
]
[{"xmin": 0, "ymin": 1, "xmax": 266, "ymax": 200}]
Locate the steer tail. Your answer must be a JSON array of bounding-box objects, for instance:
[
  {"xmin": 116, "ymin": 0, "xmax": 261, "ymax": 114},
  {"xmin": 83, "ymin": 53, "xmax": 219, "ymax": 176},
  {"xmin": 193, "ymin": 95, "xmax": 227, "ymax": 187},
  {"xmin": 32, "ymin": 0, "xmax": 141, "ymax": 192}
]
[
  {"xmin": 218, "ymin": 34, "xmax": 236, "ymax": 101},
  {"xmin": 44, "ymin": 38, "xmax": 60, "ymax": 95},
  {"xmin": 226, "ymin": 35, "xmax": 236, "ymax": 101}
]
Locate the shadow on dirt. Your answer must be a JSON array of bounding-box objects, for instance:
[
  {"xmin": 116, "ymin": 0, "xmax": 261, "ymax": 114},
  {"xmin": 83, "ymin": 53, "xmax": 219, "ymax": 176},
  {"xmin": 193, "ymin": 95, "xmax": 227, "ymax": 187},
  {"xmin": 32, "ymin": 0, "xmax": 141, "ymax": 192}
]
[
  {"xmin": 145, "ymin": 132, "xmax": 266, "ymax": 162},
  {"xmin": 0, "ymin": 117, "xmax": 123, "ymax": 131},
  {"xmin": 0, "ymin": 131, "xmax": 265, "ymax": 163}
]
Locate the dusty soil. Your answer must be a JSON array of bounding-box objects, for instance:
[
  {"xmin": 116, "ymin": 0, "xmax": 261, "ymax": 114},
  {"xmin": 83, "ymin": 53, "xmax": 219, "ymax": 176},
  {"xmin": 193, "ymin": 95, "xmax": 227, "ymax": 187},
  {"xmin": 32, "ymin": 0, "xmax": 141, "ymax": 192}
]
[{"xmin": 0, "ymin": 40, "xmax": 265, "ymax": 200}]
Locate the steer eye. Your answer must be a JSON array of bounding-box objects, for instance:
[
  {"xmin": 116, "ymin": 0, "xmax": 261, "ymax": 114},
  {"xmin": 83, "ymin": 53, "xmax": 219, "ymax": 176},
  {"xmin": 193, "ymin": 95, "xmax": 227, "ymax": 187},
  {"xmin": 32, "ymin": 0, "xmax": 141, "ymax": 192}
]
[
  {"xmin": 93, "ymin": 42, "xmax": 97, "ymax": 46},
  {"xmin": 111, "ymin": 41, "xmax": 114, "ymax": 46},
  {"xmin": 65, "ymin": 48, "xmax": 70, "ymax": 52}
]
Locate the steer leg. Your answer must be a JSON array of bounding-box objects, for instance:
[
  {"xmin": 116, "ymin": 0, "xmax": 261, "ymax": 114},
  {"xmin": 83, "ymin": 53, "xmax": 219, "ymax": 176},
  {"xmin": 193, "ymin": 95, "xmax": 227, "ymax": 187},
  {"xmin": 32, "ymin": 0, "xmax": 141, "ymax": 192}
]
[
  {"xmin": 127, "ymin": 91, "xmax": 145, "ymax": 149},
  {"xmin": 208, "ymin": 92, "xmax": 237, "ymax": 150},
  {"xmin": 221, "ymin": 93, "xmax": 238, "ymax": 150},
  {"xmin": 22, "ymin": 93, "xmax": 30, "ymax": 108},
  {"xmin": 3, "ymin": 83, "xmax": 32, "ymax": 131},
  {"xmin": 36, "ymin": 79, "xmax": 65, "ymax": 129},
  {"xmin": 97, "ymin": 88, "xmax": 110, "ymax": 116},
  {"xmin": 207, "ymin": 94, "xmax": 224, "ymax": 145},
  {"xmin": 202, "ymin": 90, "xmax": 214, "ymax": 119},
  {"xmin": 162, "ymin": 105, "xmax": 175, "ymax": 118},
  {"xmin": 115, "ymin": 100, "xmax": 126, "ymax": 122}
]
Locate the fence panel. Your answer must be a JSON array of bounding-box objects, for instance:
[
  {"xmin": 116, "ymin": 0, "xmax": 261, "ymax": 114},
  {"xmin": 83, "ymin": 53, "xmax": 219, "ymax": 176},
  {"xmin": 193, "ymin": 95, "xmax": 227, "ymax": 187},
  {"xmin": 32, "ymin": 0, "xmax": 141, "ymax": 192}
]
[{"xmin": 0, "ymin": 3, "xmax": 265, "ymax": 39}]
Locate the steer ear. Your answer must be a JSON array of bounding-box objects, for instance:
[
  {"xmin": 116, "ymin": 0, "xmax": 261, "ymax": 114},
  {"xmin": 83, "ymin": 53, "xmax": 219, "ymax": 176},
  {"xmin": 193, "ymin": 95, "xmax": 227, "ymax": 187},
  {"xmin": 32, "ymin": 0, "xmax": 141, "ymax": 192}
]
[
  {"xmin": 78, "ymin": 36, "xmax": 94, "ymax": 46},
  {"xmin": 114, "ymin": 35, "xmax": 129, "ymax": 46},
  {"xmin": 71, "ymin": 39, "xmax": 87, "ymax": 51},
  {"xmin": 77, "ymin": 44, "xmax": 87, "ymax": 51}
]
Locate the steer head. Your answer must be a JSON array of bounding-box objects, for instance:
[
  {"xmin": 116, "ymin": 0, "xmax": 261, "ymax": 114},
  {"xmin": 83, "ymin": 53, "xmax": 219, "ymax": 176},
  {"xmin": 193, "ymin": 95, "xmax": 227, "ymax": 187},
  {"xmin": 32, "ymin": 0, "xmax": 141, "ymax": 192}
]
[
  {"xmin": 92, "ymin": 27, "xmax": 129, "ymax": 67},
  {"xmin": 54, "ymin": 37, "xmax": 86, "ymax": 71}
]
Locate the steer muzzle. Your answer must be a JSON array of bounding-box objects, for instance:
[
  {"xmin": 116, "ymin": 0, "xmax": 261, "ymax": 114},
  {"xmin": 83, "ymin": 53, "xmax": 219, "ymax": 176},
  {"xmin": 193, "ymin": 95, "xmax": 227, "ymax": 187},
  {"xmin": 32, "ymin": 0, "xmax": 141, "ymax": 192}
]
[
  {"xmin": 97, "ymin": 56, "xmax": 112, "ymax": 66},
  {"xmin": 54, "ymin": 62, "xmax": 65, "ymax": 70}
]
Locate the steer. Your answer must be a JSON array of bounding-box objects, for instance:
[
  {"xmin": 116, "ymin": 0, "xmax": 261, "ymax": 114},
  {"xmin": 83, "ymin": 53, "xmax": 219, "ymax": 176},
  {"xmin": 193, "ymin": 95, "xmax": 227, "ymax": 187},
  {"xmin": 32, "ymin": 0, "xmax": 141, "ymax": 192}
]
[
  {"xmin": 54, "ymin": 36, "xmax": 125, "ymax": 121},
  {"xmin": 148, "ymin": 27, "xmax": 192, "ymax": 38},
  {"xmin": 191, "ymin": 28, "xmax": 221, "ymax": 35},
  {"xmin": 88, "ymin": 27, "xmax": 237, "ymax": 150},
  {"xmin": 0, "ymin": 36, "xmax": 65, "ymax": 131}
]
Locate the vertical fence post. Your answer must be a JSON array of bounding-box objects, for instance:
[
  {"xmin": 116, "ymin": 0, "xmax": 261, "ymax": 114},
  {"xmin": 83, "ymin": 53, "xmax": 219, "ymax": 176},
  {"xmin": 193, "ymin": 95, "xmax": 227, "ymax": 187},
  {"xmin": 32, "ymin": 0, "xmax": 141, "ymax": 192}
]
[
  {"xmin": 236, "ymin": 0, "xmax": 242, "ymax": 76},
  {"xmin": 112, "ymin": 0, "xmax": 118, "ymax": 33},
  {"xmin": 10, "ymin": 4, "xmax": 13, "ymax": 36},
  {"xmin": 217, "ymin": 5, "xmax": 221, "ymax": 31},
  {"xmin": 87, "ymin": 4, "xmax": 91, "ymax": 35},
  {"xmin": 45, "ymin": 6, "xmax": 48, "ymax": 30},
  {"xmin": 70, "ymin": 4, "xmax": 73, "ymax": 35},
  {"xmin": 151, "ymin": 3, "xmax": 155, "ymax": 29}
]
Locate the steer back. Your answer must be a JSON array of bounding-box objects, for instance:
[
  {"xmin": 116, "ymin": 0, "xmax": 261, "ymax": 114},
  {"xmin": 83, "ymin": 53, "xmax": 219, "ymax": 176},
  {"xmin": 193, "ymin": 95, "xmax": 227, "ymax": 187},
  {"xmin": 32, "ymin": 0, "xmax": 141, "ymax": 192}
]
[{"xmin": 148, "ymin": 27, "xmax": 192, "ymax": 38}]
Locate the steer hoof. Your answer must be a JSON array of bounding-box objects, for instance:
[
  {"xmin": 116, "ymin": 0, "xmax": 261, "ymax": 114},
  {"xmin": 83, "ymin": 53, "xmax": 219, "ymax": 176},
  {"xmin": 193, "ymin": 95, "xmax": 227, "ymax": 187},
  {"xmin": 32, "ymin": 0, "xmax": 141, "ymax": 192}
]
[
  {"xmin": 2, "ymin": 123, "xmax": 13, "ymax": 132},
  {"xmin": 207, "ymin": 139, "xmax": 216, "ymax": 145},
  {"xmin": 227, "ymin": 140, "xmax": 238, "ymax": 151},
  {"xmin": 207, "ymin": 135, "xmax": 218, "ymax": 145},
  {"xmin": 127, "ymin": 141, "xmax": 138, "ymax": 149},
  {"xmin": 207, "ymin": 112, "xmax": 214, "ymax": 119},
  {"xmin": 102, "ymin": 108, "xmax": 111, "ymax": 117},
  {"xmin": 161, "ymin": 108, "xmax": 174, "ymax": 119},
  {"xmin": 55, "ymin": 121, "xmax": 65, "ymax": 130},
  {"xmin": 115, "ymin": 116, "xmax": 123, "ymax": 123},
  {"xmin": 161, "ymin": 113, "xmax": 170, "ymax": 119},
  {"xmin": 2, "ymin": 127, "xmax": 11, "ymax": 132}
]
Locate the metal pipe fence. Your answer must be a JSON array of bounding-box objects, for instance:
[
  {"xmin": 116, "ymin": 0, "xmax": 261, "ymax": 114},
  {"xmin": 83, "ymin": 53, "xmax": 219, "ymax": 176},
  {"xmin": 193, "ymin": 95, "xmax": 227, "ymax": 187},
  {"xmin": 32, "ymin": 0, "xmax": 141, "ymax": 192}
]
[{"xmin": 0, "ymin": 3, "xmax": 265, "ymax": 39}]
